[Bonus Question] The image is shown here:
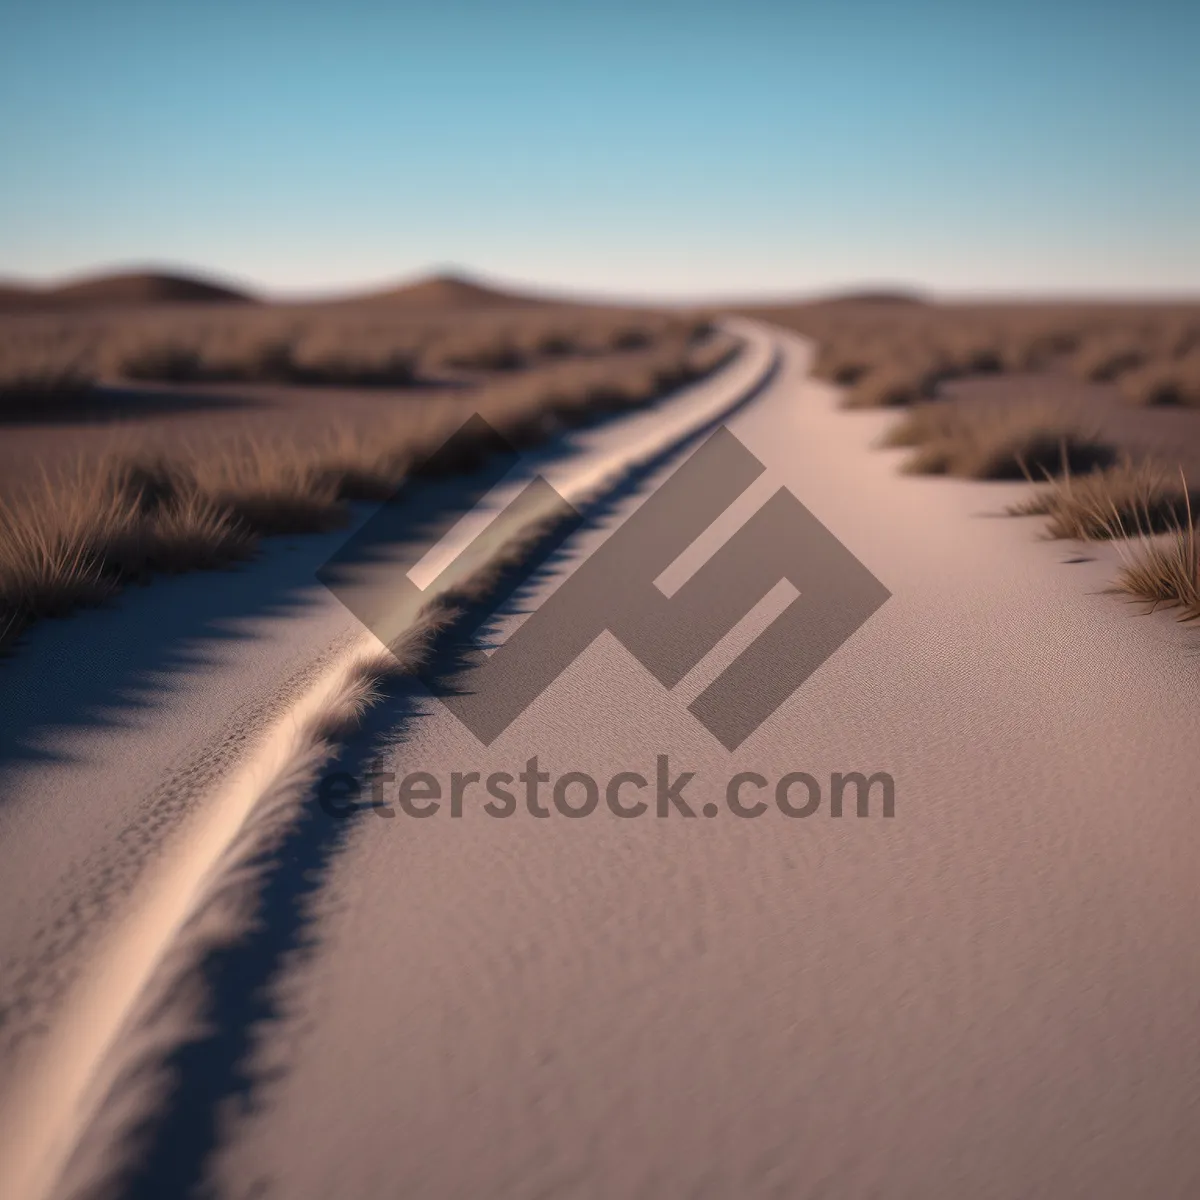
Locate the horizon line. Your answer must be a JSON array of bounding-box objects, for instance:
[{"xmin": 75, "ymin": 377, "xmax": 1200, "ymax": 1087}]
[{"xmin": 3, "ymin": 260, "xmax": 1199, "ymax": 308}]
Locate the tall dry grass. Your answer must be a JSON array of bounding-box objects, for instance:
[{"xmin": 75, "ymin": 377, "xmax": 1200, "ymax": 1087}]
[
  {"xmin": 0, "ymin": 328, "xmax": 739, "ymax": 649},
  {"xmin": 751, "ymin": 299, "xmax": 1200, "ymax": 408},
  {"xmin": 0, "ymin": 305, "xmax": 715, "ymax": 412},
  {"xmin": 1111, "ymin": 516, "xmax": 1200, "ymax": 618},
  {"xmin": 881, "ymin": 401, "xmax": 1114, "ymax": 480},
  {"xmin": 760, "ymin": 298, "xmax": 1200, "ymax": 632},
  {"xmin": 1008, "ymin": 460, "xmax": 1192, "ymax": 540},
  {"xmin": 1004, "ymin": 456, "xmax": 1200, "ymax": 614},
  {"xmin": 0, "ymin": 348, "xmax": 95, "ymax": 417},
  {"xmin": 1116, "ymin": 352, "xmax": 1200, "ymax": 406}
]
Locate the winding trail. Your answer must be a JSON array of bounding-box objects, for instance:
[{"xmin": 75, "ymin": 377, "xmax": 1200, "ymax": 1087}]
[
  {"xmin": 0, "ymin": 325, "xmax": 775, "ymax": 1200},
  {"xmin": 213, "ymin": 327, "xmax": 1200, "ymax": 1199},
  {"xmin": 3, "ymin": 323, "xmax": 1200, "ymax": 1198}
]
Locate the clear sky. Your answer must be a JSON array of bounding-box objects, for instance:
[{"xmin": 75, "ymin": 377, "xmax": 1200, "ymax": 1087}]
[{"xmin": 1, "ymin": 0, "xmax": 1196, "ymax": 300}]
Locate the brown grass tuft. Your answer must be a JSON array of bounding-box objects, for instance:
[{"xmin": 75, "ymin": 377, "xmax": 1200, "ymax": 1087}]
[
  {"xmin": 1007, "ymin": 459, "xmax": 1191, "ymax": 539},
  {"xmin": 0, "ymin": 460, "xmax": 256, "ymax": 642},
  {"xmin": 0, "ymin": 327, "xmax": 741, "ymax": 649},
  {"xmin": 883, "ymin": 401, "xmax": 1115, "ymax": 480},
  {"xmin": 1117, "ymin": 355, "xmax": 1200, "ymax": 407},
  {"xmin": 1069, "ymin": 337, "xmax": 1146, "ymax": 382},
  {"xmin": 0, "ymin": 353, "xmax": 96, "ymax": 417},
  {"xmin": 1110, "ymin": 498, "xmax": 1200, "ymax": 618},
  {"xmin": 842, "ymin": 364, "xmax": 940, "ymax": 408},
  {"xmin": 1007, "ymin": 455, "xmax": 1200, "ymax": 616},
  {"xmin": 746, "ymin": 298, "xmax": 1200, "ymax": 407}
]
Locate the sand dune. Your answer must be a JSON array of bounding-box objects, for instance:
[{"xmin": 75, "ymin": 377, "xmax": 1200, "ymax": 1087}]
[
  {"xmin": 355, "ymin": 271, "xmax": 544, "ymax": 309},
  {"xmin": 0, "ymin": 268, "xmax": 554, "ymax": 313},
  {"xmin": 0, "ymin": 269, "xmax": 255, "ymax": 311}
]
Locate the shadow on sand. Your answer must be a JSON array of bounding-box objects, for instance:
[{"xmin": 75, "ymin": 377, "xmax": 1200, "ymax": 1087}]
[
  {"xmin": 0, "ymin": 373, "xmax": 476, "ymax": 428},
  {"xmin": 102, "ymin": 350, "xmax": 780, "ymax": 1199},
  {"xmin": 0, "ymin": 383, "xmax": 268, "ymax": 426}
]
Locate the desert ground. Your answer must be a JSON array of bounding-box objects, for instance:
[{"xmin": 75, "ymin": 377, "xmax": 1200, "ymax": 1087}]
[{"xmin": 1, "ymin": 273, "xmax": 1200, "ymax": 1198}]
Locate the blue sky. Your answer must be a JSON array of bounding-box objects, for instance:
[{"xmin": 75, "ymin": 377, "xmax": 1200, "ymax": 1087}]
[{"xmin": 1, "ymin": 0, "xmax": 1196, "ymax": 299}]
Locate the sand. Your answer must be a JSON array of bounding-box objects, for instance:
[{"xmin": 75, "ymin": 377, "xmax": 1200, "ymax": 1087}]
[
  {"xmin": 0, "ymin": 325, "xmax": 775, "ymax": 1200},
  {"xmin": 4, "ymin": 322, "xmax": 1200, "ymax": 1197},
  {"xmin": 207, "ymin": 328, "xmax": 1200, "ymax": 1199}
]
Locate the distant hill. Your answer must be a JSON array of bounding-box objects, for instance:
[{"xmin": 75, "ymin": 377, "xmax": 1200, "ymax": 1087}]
[
  {"xmin": 355, "ymin": 272, "xmax": 543, "ymax": 309},
  {"xmin": 818, "ymin": 289, "xmax": 927, "ymax": 306},
  {"xmin": 0, "ymin": 284, "xmax": 36, "ymax": 311},
  {"xmin": 0, "ymin": 270, "xmax": 255, "ymax": 311}
]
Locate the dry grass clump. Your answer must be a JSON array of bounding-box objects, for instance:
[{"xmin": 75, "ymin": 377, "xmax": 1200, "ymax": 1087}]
[
  {"xmin": 882, "ymin": 401, "xmax": 1115, "ymax": 480},
  {"xmin": 749, "ymin": 299, "xmax": 1200, "ymax": 407},
  {"xmin": 0, "ymin": 328, "xmax": 741, "ymax": 648},
  {"xmin": 0, "ymin": 461, "xmax": 255, "ymax": 641},
  {"xmin": 114, "ymin": 338, "xmax": 208, "ymax": 382},
  {"xmin": 108, "ymin": 323, "xmax": 424, "ymax": 388},
  {"xmin": 1116, "ymin": 354, "xmax": 1200, "ymax": 406},
  {"xmin": 475, "ymin": 331, "xmax": 738, "ymax": 445},
  {"xmin": 0, "ymin": 468, "xmax": 133, "ymax": 622},
  {"xmin": 1007, "ymin": 459, "xmax": 1191, "ymax": 539},
  {"xmin": 0, "ymin": 306, "xmax": 719, "ymax": 412},
  {"xmin": 812, "ymin": 340, "xmax": 870, "ymax": 385},
  {"xmin": 677, "ymin": 329, "xmax": 738, "ymax": 377},
  {"xmin": 607, "ymin": 325, "xmax": 655, "ymax": 351},
  {"xmin": 1069, "ymin": 334, "xmax": 1147, "ymax": 382},
  {"xmin": 1005, "ymin": 455, "xmax": 1200, "ymax": 615},
  {"xmin": 1111, "ymin": 516, "xmax": 1200, "ymax": 618},
  {"xmin": 808, "ymin": 325, "xmax": 1016, "ymax": 410},
  {"xmin": 937, "ymin": 334, "xmax": 1005, "ymax": 376},
  {"xmin": 170, "ymin": 444, "xmax": 350, "ymax": 535},
  {"xmin": 0, "ymin": 351, "xmax": 95, "ymax": 417},
  {"xmin": 420, "ymin": 313, "xmax": 708, "ymax": 373},
  {"xmin": 780, "ymin": 308, "xmax": 1061, "ymax": 399},
  {"xmin": 280, "ymin": 326, "xmax": 422, "ymax": 387},
  {"xmin": 423, "ymin": 330, "xmax": 529, "ymax": 372},
  {"xmin": 104, "ymin": 310, "xmax": 709, "ymax": 386},
  {"xmin": 308, "ymin": 426, "xmax": 433, "ymax": 501},
  {"xmin": 842, "ymin": 363, "xmax": 941, "ymax": 408}
]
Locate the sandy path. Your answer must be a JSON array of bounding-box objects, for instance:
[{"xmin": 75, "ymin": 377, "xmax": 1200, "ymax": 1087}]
[
  {"xmin": 0, "ymin": 326, "xmax": 775, "ymax": 1200},
  {"xmin": 200, "ymin": 327, "xmax": 1200, "ymax": 1199}
]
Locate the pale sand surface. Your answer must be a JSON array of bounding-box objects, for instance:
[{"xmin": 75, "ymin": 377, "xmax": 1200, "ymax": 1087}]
[
  {"xmin": 3, "ymin": 323, "xmax": 1200, "ymax": 1198},
  {"xmin": 0, "ymin": 327, "xmax": 774, "ymax": 1200},
  {"xmin": 207, "ymin": 329, "xmax": 1200, "ymax": 1199}
]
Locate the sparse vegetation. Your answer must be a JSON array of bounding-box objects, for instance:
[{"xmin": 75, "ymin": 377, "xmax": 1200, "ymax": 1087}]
[
  {"xmin": 0, "ymin": 351, "xmax": 95, "ymax": 417},
  {"xmin": 1004, "ymin": 455, "xmax": 1200, "ymax": 617},
  {"xmin": 842, "ymin": 364, "xmax": 940, "ymax": 409},
  {"xmin": 760, "ymin": 297, "xmax": 1200, "ymax": 634},
  {"xmin": 1111, "ymin": 518, "xmax": 1200, "ymax": 619},
  {"xmin": 1068, "ymin": 335, "xmax": 1146, "ymax": 382},
  {"xmin": 1116, "ymin": 354, "xmax": 1200, "ymax": 406},
  {"xmin": 881, "ymin": 401, "xmax": 1114, "ymax": 480},
  {"xmin": 1008, "ymin": 459, "xmax": 1192, "ymax": 540},
  {"xmin": 0, "ymin": 305, "xmax": 716, "ymax": 410},
  {"xmin": 745, "ymin": 298, "xmax": 1200, "ymax": 413},
  {"xmin": 0, "ymin": 325, "xmax": 740, "ymax": 649}
]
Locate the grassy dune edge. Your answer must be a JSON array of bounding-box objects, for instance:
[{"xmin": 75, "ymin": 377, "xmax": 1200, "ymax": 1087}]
[
  {"xmin": 11, "ymin": 327, "xmax": 774, "ymax": 1200},
  {"xmin": 1011, "ymin": 463, "xmax": 1200, "ymax": 617},
  {"xmin": 0, "ymin": 304, "xmax": 718, "ymax": 415},
  {"xmin": 773, "ymin": 302, "xmax": 1200, "ymax": 627},
  {"xmin": 753, "ymin": 300, "xmax": 1200, "ymax": 410},
  {"xmin": 880, "ymin": 401, "xmax": 1114, "ymax": 480},
  {"xmin": 0, "ymin": 325, "xmax": 738, "ymax": 652},
  {"xmin": 20, "ymin": 526, "xmax": 547, "ymax": 1200}
]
